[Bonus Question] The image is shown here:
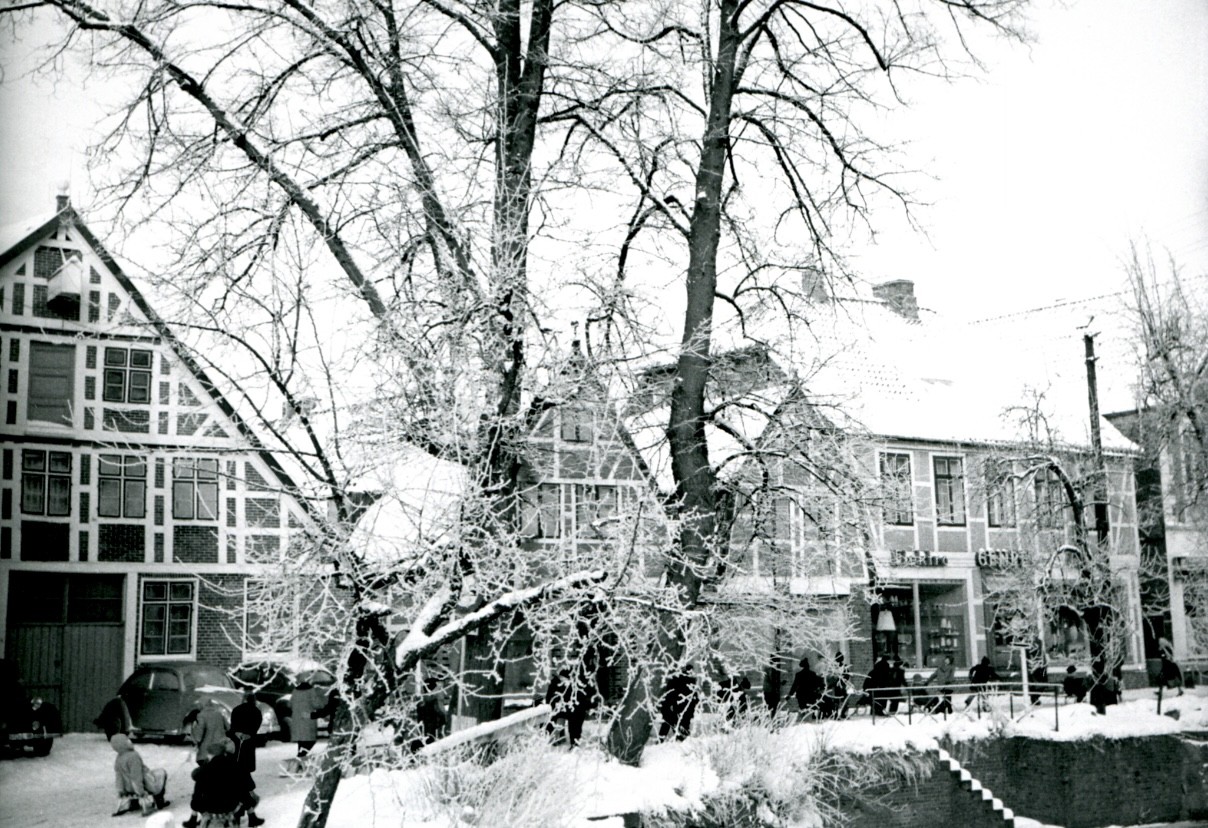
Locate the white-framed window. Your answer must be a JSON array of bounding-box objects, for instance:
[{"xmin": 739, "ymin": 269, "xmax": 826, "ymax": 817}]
[
  {"xmin": 985, "ymin": 460, "xmax": 1017, "ymax": 528},
  {"xmin": 933, "ymin": 456, "xmax": 966, "ymax": 526},
  {"xmin": 879, "ymin": 451, "xmax": 913, "ymax": 525},
  {"xmin": 28, "ymin": 340, "xmax": 75, "ymax": 425},
  {"xmin": 522, "ymin": 482, "xmax": 632, "ymax": 540},
  {"xmin": 1034, "ymin": 468, "xmax": 1067, "ymax": 530},
  {"xmin": 787, "ymin": 493, "xmax": 840, "ymax": 578},
  {"xmin": 102, "ymin": 347, "xmax": 153, "ymax": 404},
  {"xmin": 21, "ymin": 449, "xmax": 72, "ymax": 516},
  {"xmin": 98, "ymin": 454, "xmax": 147, "ymax": 519},
  {"xmin": 140, "ymin": 578, "xmax": 196, "ymax": 657},
  {"xmin": 172, "ymin": 458, "xmax": 219, "ymax": 520}
]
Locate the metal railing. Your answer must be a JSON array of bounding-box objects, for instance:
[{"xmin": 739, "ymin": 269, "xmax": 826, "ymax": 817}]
[{"xmin": 854, "ymin": 681, "xmax": 1070, "ymax": 731}]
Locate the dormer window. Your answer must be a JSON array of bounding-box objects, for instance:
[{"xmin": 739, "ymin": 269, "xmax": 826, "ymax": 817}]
[{"xmin": 103, "ymin": 348, "xmax": 153, "ymax": 404}]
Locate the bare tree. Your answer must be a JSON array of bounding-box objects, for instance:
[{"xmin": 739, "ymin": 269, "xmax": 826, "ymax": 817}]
[{"xmin": 4, "ymin": 0, "xmax": 1034, "ymax": 817}]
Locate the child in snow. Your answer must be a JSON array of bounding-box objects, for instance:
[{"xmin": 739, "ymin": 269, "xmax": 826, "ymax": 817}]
[
  {"xmin": 186, "ymin": 738, "xmax": 260, "ymax": 828},
  {"xmin": 109, "ymin": 733, "xmax": 169, "ymax": 816}
]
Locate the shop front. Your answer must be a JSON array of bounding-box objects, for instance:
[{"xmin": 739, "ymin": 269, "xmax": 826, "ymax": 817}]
[{"xmin": 870, "ymin": 550, "xmax": 978, "ymax": 671}]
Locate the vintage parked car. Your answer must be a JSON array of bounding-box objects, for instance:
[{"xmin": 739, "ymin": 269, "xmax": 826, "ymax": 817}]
[
  {"xmin": 0, "ymin": 660, "xmax": 60, "ymax": 757},
  {"xmin": 117, "ymin": 661, "xmax": 277, "ymax": 741},
  {"xmin": 230, "ymin": 659, "xmax": 337, "ymax": 741}
]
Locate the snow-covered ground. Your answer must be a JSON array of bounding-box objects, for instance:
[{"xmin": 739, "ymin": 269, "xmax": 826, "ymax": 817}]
[{"xmin": 2, "ymin": 686, "xmax": 1205, "ymax": 828}]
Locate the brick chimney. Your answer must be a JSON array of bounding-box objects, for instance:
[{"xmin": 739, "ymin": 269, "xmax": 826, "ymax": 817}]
[{"xmin": 873, "ymin": 279, "xmax": 919, "ymax": 320}]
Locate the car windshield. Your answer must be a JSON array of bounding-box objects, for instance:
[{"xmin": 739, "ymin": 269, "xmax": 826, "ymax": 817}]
[{"xmin": 186, "ymin": 666, "xmax": 234, "ymax": 690}]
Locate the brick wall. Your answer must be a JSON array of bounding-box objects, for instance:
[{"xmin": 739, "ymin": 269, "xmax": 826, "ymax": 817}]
[
  {"xmin": 196, "ymin": 574, "xmax": 247, "ymax": 668},
  {"xmin": 173, "ymin": 525, "xmax": 218, "ymax": 563},
  {"xmin": 943, "ymin": 735, "xmax": 1208, "ymax": 827},
  {"xmin": 843, "ymin": 753, "xmax": 1010, "ymax": 828},
  {"xmin": 98, "ymin": 523, "xmax": 144, "ymax": 561}
]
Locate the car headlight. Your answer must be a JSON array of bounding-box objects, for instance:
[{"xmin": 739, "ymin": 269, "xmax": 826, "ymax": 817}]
[
  {"xmin": 29, "ymin": 698, "xmax": 42, "ymax": 711},
  {"xmin": 257, "ymin": 704, "xmax": 279, "ymax": 734}
]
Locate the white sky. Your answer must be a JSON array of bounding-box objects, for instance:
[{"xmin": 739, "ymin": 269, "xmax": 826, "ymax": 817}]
[{"xmin": 1, "ymin": 0, "xmax": 1206, "ymax": 320}]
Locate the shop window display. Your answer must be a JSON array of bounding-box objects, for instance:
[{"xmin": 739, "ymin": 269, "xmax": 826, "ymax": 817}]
[{"xmin": 1045, "ymin": 606, "xmax": 1090, "ymax": 661}]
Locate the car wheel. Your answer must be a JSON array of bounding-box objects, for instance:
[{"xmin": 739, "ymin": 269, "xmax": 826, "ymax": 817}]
[{"xmin": 30, "ymin": 726, "xmax": 52, "ymax": 757}]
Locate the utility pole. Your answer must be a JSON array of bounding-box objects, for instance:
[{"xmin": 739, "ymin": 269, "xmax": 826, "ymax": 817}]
[{"xmin": 1084, "ymin": 332, "xmax": 1111, "ymax": 548}]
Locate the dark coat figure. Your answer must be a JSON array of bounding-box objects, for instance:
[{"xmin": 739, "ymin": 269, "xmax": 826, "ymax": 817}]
[
  {"xmin": 95, "ymin": 695, "xmax": 132, "ymax": 740},
  {"xmin": 545, "ymin": 668, "xmax": 594, "ymax": 747},
  {"xmin": 864, "ymin": 656, "xmax": 894, "ymax": 715},
  {"xmin": 1159, "ymin": 636, "xmax": 1185, "ymax": 694},
  {"xmin": 888, "ymin": 659, "xmax": 907, "ymax": 713},
  {"xmin": 1089, "ymin": 660, "xmax": 1119, "ymax": 715},
  {"xmin": 658, "ymin": 667, "xmax": 698, "ymax": 740},
  {"xmin": 762, "ymin": 664, "xmax": 782, "ymax": 714},
  {"xmin": 965, "ymin": 657, "xmax": 1000, "ymax": 710},
  {"xmin": 228, "ymin": 693, "xmax": 262, "ymax": 774},
  {"xmin": 1062, "ymin": 666, "xmax": 1087, "ymax": 703},
  {"xmin": 189, "ymin": 739, "xmax": 258, "ymax": 826},
  {"xmin": 1028, "ymin": 660, "xmax": 1048, "ymax": 705},
  {"xmin": 415, "ymin": 679, "xmax": 449, "ymax": 748},
  {"xmin": 716, "ymin": 674, "xmax": 751, "ymax": 723},
  {"xmin": 788, "ymin": 658, "xmax": 824, "ymax": 715}
]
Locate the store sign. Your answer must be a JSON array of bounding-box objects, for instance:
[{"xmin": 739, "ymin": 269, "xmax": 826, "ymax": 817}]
[
  {"xmin": 976, "ymin": 548, "xmax": 1028, "ymax": 569},
  {"xmin": 889, "ymin": 550, "xmax": 948, "ymax": 567}
]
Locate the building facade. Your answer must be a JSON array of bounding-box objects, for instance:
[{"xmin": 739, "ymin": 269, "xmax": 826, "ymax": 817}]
[{"xmin": 0, "ymin": 200, "xmax": 307, "ymax": 730}]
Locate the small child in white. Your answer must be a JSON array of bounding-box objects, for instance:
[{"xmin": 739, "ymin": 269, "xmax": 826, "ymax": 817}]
[{"xmin": 109, "ymin": 733, "xmax": 169, "ymax": 816}]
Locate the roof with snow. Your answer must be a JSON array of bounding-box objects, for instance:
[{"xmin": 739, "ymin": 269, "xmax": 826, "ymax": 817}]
[{"xmin": 628, "ymin": 284, "xmax": 1139, "ymax": 492}]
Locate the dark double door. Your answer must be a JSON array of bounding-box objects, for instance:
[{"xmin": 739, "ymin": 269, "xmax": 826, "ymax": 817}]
[{"xmin": 6, "ymin": 572, "xmax": 125, "ymax": 732}]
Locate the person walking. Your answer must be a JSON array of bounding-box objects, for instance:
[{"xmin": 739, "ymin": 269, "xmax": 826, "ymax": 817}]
[
  {"xmin": 965, "ymin": 656, "xmax": 1000, "ymax": 711},
  {"xmin": 1159, "ymin": 635, "xmax": 1185, "ymax": 695},
  {"xmin": 1089, "ymin": 658, "xmax": 1120, "ymax": 715},
  {"xmin": 927, "ymin": 656, "xmax": 956, "ymax": 714},
  {"xmin": 109, "ymin": 733, "xmax": 169, "ymax": 817},
  {"xmin": 762, "ymin": 662, "xmax": 782, "ymax": 715},
  {"xmin": 787, "ymin": 658, "xmax": 824, "ymax": 719},
  {"xmin": 658, "ymin": 665, "xmax": 699, "ymax": 740},
  {"xmin": 290, "ymin": 676, "xmax": 336, "ymax": 764},
  {"xmin": 228, "ymin": 692, "xmax": 264, "ymax": 827},
  {"xmin": 864, "ymin": 655, "xmax": 894, "ymax": 716},
  {"xmin": 888, "ymin": 658, "xmax": 908, "ymax": 714},
  {"xmin": 544, "ymin": 667, "xmax": 593, "ymax": 747},
  {"xmin": 415, "ymin": 677, "xmax": 449, "ymax": 749},
  {"xmin": 1063, "ymin": 665, "xmax": 1087, "ymax": 703},
  {"xmin": 191, "ymin": 699, "xmax": 228, "ymax": 765}
]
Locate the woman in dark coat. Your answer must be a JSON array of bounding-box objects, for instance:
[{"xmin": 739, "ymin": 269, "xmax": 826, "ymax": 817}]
[
  {"xmin": 228, "ymin": 691, "xmax": 262, "ymax": 773},
  {"xmin": 658, "ymin": 666, "xmax": 698, "ymax": 740},
  {"xmin": 189, "ymin": 739, "xmax": 259, "ymax": 827},
  {"xmin": 95, "ymin": 695, "xmax": 132, "ymax": 740}
]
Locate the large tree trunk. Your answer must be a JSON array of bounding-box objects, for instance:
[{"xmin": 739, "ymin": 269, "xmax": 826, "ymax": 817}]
[{"xmin": 606, "ymin": 0, "xmax": 741, "ymax": 765}]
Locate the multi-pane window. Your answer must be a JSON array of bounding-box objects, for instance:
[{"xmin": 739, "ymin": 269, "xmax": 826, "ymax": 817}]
[
  {"xmin": 1034, "ymin": 468, "xmax": 1067, "ymax": 529},
  {"xmin": 525, "ymin": 483, "xmax": 562, "ymax": 539},
  {"xmin": 98, "ymin": 454, "xmax": 147, "ymax": 519},
  {"xmin": 933, "ymin": 456, "xmax": 966, "ymax": 525},
  {"xmin": 172, "ymin": 458, "xmax": 219, "ymax": 520},
  {"xmin": 986, "ymin": 461, "xmax": 1017, "ymax": 528},
  {"xmin": 879, "ymin": 452, "xmax": 914, "ymax": 525},
  {"xmin": 560, "ymin": 408, "xmax": 593, "ymax": 442},
  {"xmin": 28, "ymin": 341, "xmax": 75, "ymax": 425},
  {"xmin": 21, "ymin": 450, "xmax": 72, "ymax": 516},
  {"xmin": 141, "ymin": 580, "xmax": 194, "ymax": 656},
  {"xmin": 103, "ymin": 348, "xmax": 153, "ymax": 404},
  {"xmin": 574, "ymin": 484, "xmax": 620, "ymax": 537}
]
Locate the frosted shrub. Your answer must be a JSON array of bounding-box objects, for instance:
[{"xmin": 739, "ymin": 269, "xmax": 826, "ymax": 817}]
[{"xmin": 419, "ymin": 734, "xmax": 578, "ymax": 828}]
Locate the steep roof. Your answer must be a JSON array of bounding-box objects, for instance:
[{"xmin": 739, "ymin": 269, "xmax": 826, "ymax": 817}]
[
  {"xmin": 628, "ymin": 284, "xmax": 1139, "ymax": 492},
  {"xmin": 0, "ymin": 203, "xmax": 301, "ymax": 499}
]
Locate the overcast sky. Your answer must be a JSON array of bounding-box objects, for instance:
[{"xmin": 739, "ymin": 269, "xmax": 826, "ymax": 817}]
[{"xmin": 2, "ymin": 0, "xmax": 1206, "ymax": 321}]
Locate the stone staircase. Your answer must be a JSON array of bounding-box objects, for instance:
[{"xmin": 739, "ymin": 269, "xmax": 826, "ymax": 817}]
[{"xmin": 935, "ymin": 747, "xmax": 1016, "ymax": 827}]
